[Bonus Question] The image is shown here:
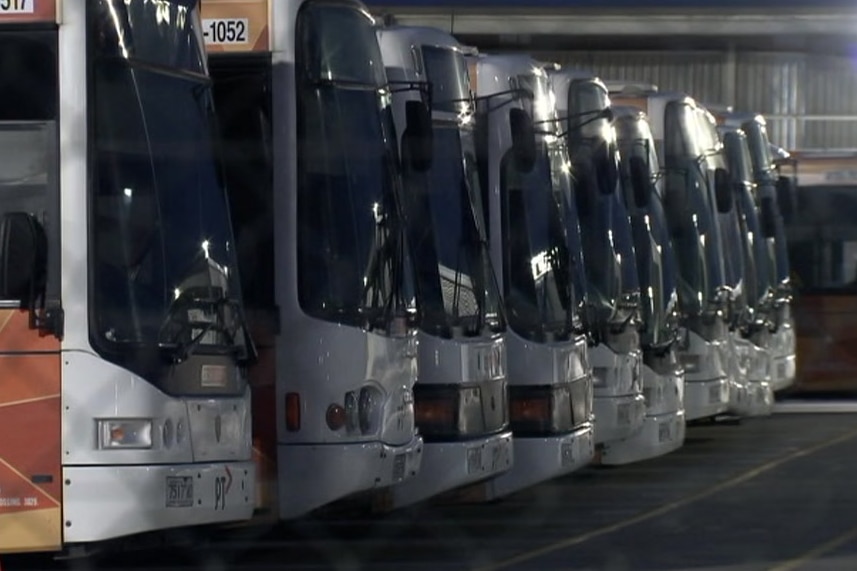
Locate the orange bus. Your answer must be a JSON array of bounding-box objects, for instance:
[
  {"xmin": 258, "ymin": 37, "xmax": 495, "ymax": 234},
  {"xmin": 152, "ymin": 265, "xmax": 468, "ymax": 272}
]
[{"xmin": 784, "ymin": 152, "xmax": 857, "ymax": 392}]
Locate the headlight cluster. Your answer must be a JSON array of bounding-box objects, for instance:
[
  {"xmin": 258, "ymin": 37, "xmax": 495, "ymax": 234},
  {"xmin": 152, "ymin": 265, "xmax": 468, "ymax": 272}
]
[{"xmin": 509, "ymin": 379, "xmax": 592, "ymax": 436}]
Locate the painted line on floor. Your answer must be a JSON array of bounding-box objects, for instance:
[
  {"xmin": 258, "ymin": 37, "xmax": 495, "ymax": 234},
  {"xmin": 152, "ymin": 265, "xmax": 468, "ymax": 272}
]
[{"xmin": 473, "ymin": 424, "xmax": 857, "ymax": 571}]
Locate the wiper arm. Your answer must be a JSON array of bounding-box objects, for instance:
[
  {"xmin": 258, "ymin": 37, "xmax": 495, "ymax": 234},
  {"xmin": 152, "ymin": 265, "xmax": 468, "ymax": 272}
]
[
  {"xmin": 159, "ymin": 293, "xmax": 246, "ymax": 364},
  {"xmin": 310, "ymin": 77, "xmax": 379, "ymax": 92}
]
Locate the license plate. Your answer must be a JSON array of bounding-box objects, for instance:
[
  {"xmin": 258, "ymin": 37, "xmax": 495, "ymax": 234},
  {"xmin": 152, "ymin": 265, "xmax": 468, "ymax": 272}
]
[
  {"xmin": 392, "ymin": 454, "xmax": 406, "ymax": 482},
  {"xmin": 561, "ymin": 442, "xmax": 575, "ymax": 467},
  {"xmin": 658, "ymin": 421, "xmax": 671, "ymax": 443},
  {"xmin": 617, "ymin": 403, "xmax": 631, "ymax": 425},
  {"xmin": 466, "ymin": 446, "xmax": 482, "ymax": 475},
  {"xmin": 165, "ymin": 476, "xmax": 193, "ymax": 508},
  {"xmin": 709, "ymin": 384, "xmax": 722, "ymax": 404}
]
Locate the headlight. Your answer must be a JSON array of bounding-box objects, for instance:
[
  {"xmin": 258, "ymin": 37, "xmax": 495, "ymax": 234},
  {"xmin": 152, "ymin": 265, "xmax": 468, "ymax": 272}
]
[
  {"xmin": 680, "ymin": 353, "xmax": 701, "ymax": 373},
  {"xmin": 509, "ymin": 379, "xmax": 591, "ymax": 435},
  {"xmin": 414, "ymin": 383, "xmax": 508, "ymax": 439},
  {"xmin": 98, "ymin": 419, "xmax": 153, "ymax": 449}
]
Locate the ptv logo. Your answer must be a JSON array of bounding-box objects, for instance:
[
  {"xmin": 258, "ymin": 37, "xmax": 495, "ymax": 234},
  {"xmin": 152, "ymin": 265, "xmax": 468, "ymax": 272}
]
[{"xmin": 214, "ymin": 466, "xmax": 234, "ymax": 511}]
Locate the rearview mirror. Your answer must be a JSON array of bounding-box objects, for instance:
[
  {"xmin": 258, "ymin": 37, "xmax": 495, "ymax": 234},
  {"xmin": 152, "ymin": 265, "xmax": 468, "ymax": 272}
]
[
  {"xmin": 404, "ymin": 100, "xmax": 433, "ymax": 173},
  {"xmin": 628, "ymin": 155, "xmax": 651, "ymax": 208},
  {"xmin": 509, "ymin": 107, "xmax": 536, "ymax": 173},
  {"xmin": 0, "ymin": 212, "xmax": 47, "ymax": 301},
  {"xmin": 714, "ymin": 167, "xmax": 733, "ymax": 213},
  {"xmin": 760, "ymin": 196, "xmax": 778, "ymax": 239}
]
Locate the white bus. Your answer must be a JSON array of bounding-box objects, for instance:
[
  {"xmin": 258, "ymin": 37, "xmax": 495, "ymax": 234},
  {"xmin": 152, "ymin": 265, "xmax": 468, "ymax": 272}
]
[
  {"xmin": 376, "ymin": 26, "xmax": 513, "ymax": 508},
  {"xmin": 0, "ymin": 0, "xmax": 255, "ymax": 559},
  {"xmin": 203, "ymin": 0, "xmax": 424, "ymax": 519},
  {"xmin": 610, "ymin": 86, "xmax": 732, "ymax": 421},
  {"xmin": 612, "ymin": 105, "xmax": 688, "ymax": 462},
  {"xmin": 548, "ymin": 70, "xmax": 649, "ymax": 463},
  {"xmin": 471, "ymin": 54, "xmax": 594, "ymax": 499}
]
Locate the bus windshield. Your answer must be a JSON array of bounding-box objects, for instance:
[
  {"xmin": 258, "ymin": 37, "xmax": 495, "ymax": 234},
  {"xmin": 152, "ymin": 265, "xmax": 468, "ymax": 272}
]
[
  {"xmin": 743, "ymin": 119, "xmax": 792, "ymax": 290},
  {"xmin": 499, "ymin": 125, "xmax": 575, "ymax": 342},
  {"xmin": 296, "ymin": 3, "xmax": 411, "ymax": 331},
  {"xmin": 696, "ymin": 109, "xmax": 745, "ymax": 319},
  {"xmin": 89, "ymin": 0, "xmax": 249, "ymax": 379},
  {"xmin": 663, "ymin": 101, "xmax": 726, "ymax": 318},
  {"xmin": 567, "ymin": 80, "xmax": 637, "ymax": 325},
  {"xmin": 616, "ymin": 117, "xmax": 679, "ymax": 349},
  {"xmin": 724, "ymin": 131, "xmax": 772, "ymax": 311},
  {"xmin": 398, "ymin": 45, "xmax": 503, "ymax": 338}
]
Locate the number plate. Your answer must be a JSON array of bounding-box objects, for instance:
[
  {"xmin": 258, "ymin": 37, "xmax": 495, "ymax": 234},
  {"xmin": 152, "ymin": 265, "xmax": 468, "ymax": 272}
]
[
  {"xmin": 202, "ymin": 18, "xmax": 249, "ymax": 45},
  {"xmin": 658, "ymin": 421, "xmax": 672, "ymax": 443},
  {"xmin": 466, "ymin": 446, "xmax": 482, "ymax": 475},
  {"xmin": 561, "ymin": 442, "xmax": 575, "ymax": 467},
  {"xmin": 708, "ymin": 384, "xmax": 722, "ymax": 404},
  {"xmin": 617, "ymin": 403, "xmax": 631, "ymax": 425},
  {"xmin": 0, "ymin": 0, "xmax": 32, "ymax": 14},
  {"xmin": 391, "ymin": 454, "xmax": 406, "ymax": 482},
  {"xmin": 165, "ymin": 476, "xmax": 193, "ymax": 508}
]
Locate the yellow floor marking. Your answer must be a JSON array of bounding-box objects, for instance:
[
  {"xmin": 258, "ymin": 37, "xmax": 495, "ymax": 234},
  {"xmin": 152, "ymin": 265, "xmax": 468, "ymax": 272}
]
[
  {"xmin": 767, "ymin": 525, "xmax": 857, "ymax": 571},
  {"xmin": 474, "ymin": 425, "xmax": 857, "ymax": 571}
]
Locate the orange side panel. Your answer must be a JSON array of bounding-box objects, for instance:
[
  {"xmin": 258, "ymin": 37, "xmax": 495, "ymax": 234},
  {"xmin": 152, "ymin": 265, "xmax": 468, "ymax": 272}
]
[
  {"xmin": 200, "ymin": 0, "xmax": 270, "ymax": 53},
  {"xmin": 0, "ymin": 310, "xmax": 61, "ymax": 554},
  {"xmin": 245, "ymin": 309, "xmax": 277, "ymax": 514},
  {"xmin": 794, "ymin": 295, "xmax": 857, "ymax": 392},
  {"xmin": 0, "ymin": 0, "xmax": 58, "ymax": 23}
]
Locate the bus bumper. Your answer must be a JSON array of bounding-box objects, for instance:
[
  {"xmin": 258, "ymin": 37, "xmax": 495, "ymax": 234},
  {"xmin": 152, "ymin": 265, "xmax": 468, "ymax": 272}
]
[
  {"xmin": 62, "ymin": 461, "xmax": 255, "ymax": 544},
  {"xmin": 685, "ymin": 377, "xmax": 730, "ymax": 421},
  {"xmin": 483, "ymin": 424, "xmax": 594, "ymax": 500},
  {"xmin": 388, "ymin": 431, "xmax": 514, "ymax": 508},
  {"xmin": 600, "ymin": 409, "xmax": 686, "ymax": 465},
  {"xmin": 593, "ymin": 393, "xmax": 647, "ymax": 444},
  {"xmin": 277, "ymin": 436, "xmax": 423, "ymax": 519}
]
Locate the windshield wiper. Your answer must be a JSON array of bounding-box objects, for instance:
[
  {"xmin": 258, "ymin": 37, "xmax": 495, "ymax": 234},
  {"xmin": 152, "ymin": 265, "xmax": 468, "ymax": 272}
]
[{"xmin": 158, "ymin": 291, "xmax": 246, "ymax": 363}]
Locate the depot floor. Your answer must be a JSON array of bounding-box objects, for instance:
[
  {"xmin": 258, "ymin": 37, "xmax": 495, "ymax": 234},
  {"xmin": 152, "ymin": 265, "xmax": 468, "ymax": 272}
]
[{"xmin": 9, "ymin": 405, "xmax": 857, "ymax": 571}]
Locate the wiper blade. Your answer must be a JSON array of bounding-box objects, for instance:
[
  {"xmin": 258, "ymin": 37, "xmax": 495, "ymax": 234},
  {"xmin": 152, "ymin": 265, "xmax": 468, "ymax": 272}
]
[
  {"xmin": 159, "ymin": 293, "xmax": 246, "ymax": 364},
  {"xmin": 310, "ymin": 77, "xmax": 378, "ymax": 91}
]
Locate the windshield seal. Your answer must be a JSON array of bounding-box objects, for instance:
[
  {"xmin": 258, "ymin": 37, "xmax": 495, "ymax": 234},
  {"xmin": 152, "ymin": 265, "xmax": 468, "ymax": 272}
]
[
  {"xmin": 88, "ymin": 1, "xmax": 249, "ymax": 381},
  {"xmin": 295, "ymin": 2, "xmax": 412, "ymax": 332}
]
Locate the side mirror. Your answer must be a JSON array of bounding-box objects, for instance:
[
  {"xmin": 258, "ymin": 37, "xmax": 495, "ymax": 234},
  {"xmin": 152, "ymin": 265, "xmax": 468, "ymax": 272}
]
[
  {"xmin": 0, "ymin": 212, "xmax": 47, "ymax": 301},
  {"xmin": 714, "ymin": 167, "xmax": 733, "ymax": 213},
  {"xmin": 600, "ymin": 107, "xmax": 614, "ymax": 123},
  {"xmin": 404, "ymin": 100, "xmax": 433, "ymax": 173},
  {"xmin": 760, "ymin": 196, "xmax": 778, "ymax": 239},
  {"xmin": 509, "ymin": 107, "xmax": 536, "ymax": 173},
  {"xmin": 628, "ymin": 155, "xmax": 651, "ymax": 208}
]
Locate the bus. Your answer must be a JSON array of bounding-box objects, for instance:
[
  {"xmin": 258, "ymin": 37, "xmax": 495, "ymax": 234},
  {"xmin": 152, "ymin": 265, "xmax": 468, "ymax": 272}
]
[
  {"xmin": 0, "ymin": 0, "xmax": 255, "ymax": 558},
  {"xmin": 687, "ymin": 105, "xmax": 771, "ymax": 418},
  {"xmin": 612, "ymin": 105, "xmax": 687, "ymax": 462},
  {"xmin": 548, "ymin": 70, "xmax": 648, "ymax": 463},
  {"xmin": 375, "ymin": 26, "xmax": 513, "ymax": 508},
  {"xmin": 781, "ymin": 152, "xmax": 857, "ymax": 392},
  {"xmin": 470, "ymin": 54, "xmax": 595, "ymax": 499},
  {"xmin": 715, "ymin": 111, "xmax": 796, "ymax": 392},
  {"xmin": 203, "ymin": 0, "xmax": 425, "ymax": 519},
  {"xmin": 609, "ymin": 85, "xmax": 732, "ymax": 421},
  {"xmin": 717, "ymin": 122, "xmax": 777, "ymax": 415}
]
